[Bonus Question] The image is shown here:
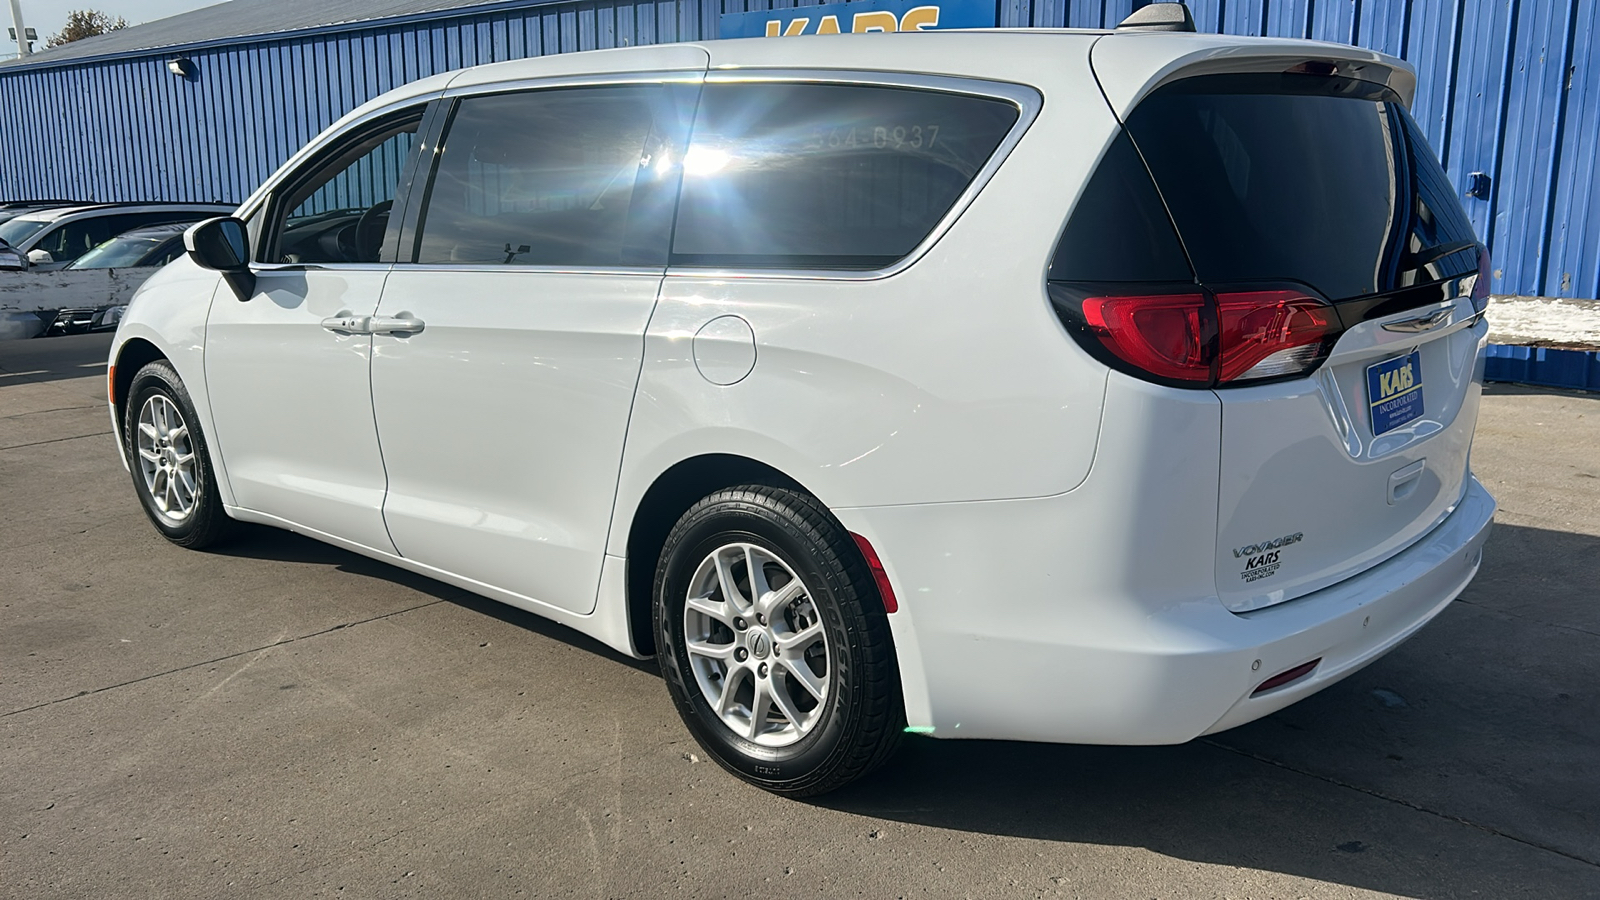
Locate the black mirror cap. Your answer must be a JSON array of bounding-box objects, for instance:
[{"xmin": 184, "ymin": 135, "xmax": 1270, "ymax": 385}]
[
  {"xmin": 185, "ymin": 216, "xmax": 250, "ymax": 272},
  {"xmin": 1117, "ymin": 2, "xmax": 1197, "ymax": 32}
]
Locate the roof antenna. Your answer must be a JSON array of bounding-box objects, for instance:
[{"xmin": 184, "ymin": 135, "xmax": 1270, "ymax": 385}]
[{"xmin": 1116, "ymin": 2, "xmax": 1197, "ymax": 32}]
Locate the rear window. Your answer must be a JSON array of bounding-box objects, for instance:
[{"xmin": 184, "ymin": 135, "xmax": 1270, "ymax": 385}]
[
  {"xmin": 1122, "ymin": 74, "xmax": 1480, "ymax": 300},
  {"xmin": 671, "ymin": 83, "xmax": 1020, "ymax": 270}
]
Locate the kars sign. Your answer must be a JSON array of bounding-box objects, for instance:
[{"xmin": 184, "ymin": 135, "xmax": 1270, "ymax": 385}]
[{"xmin": 718, "ymin": 0, "xmax": 996, "ymax": 39}]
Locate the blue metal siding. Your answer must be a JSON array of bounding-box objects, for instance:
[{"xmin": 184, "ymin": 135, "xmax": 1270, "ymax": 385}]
[{"xmin": 1, "ymin": 0, "xmax": 1598, "ymax": 298}]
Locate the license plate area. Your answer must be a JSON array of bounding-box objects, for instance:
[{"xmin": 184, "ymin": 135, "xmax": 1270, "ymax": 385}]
[{"xmin": 1367, "ymin": 350, "xmax": 1424, "ymax": 436}]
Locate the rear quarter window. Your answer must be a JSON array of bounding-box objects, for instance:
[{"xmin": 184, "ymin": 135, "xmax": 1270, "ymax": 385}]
[{"xmin": 671, "ymin": 83, "xmax": 1020, "ymax": 270}]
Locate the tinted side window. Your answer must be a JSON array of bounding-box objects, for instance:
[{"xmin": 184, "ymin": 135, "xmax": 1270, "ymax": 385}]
[
  {"xmin": 413, "ymin": 85, "xmax": 689, "ymax": 268},
  {"xmin": 1399, "ymin": 113, "xmax": 1481, "ymax": 285},
  {"xmin": 672, "ymin": 83, "xmax": 1020, "ymax": 270},
  {"xmin": 1049, "ymin": 132, "xmax": 1192, "ymax": 283},
  {"xmin": 268, "ymin": 109, "xmax": 423, "ymax": 265}
]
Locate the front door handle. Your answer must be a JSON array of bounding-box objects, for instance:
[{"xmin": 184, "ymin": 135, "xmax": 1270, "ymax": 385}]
[
  {"xmin": 321, "ymin": 315, "xmax": 372, "ymax": 334},
  {"xmin": 369, "ymin": 314, "xmax": 425, "ymax": 335}
]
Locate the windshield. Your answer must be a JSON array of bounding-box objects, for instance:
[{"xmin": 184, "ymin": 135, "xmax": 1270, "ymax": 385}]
[
  {"xmin": 0, "ymin": 217, "xmax": 51, "ymax": 247},
  {"xmin": 69, "ymin": 234, "xmax": 172, "ymax": 269}
]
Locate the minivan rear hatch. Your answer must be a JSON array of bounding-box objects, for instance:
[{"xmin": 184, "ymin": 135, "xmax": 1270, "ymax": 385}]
[{"xmin": 1089, "ymin": 41, "xmax": 1487, "ymax": 612}]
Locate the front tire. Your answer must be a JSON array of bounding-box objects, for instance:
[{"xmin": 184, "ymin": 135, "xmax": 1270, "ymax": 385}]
[
  {"xmin": 655, "ymin": 485, "xmax": 903, "ymax": 796},
  {"xmin": 124, "ymin": 360, "xmax": 237, "ymax": 549}
]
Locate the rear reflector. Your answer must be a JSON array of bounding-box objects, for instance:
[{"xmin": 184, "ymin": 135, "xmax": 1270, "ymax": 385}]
[
  {"xmin": 1252, "ymin": 658, "xmax": 1322, "ymax": 695},
  {"xmin": 850, "ymin": 532, "xmax": 899, "ymax": 614}
]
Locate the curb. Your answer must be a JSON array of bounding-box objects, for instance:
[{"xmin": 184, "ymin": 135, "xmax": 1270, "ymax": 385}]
[{"xmin": 1485, "ymin": 344, "xmax": 1600, "ymax": 392}]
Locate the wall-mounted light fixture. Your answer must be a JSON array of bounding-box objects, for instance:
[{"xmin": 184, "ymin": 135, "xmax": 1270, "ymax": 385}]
[{"xmin": 167, "ymin": 57, "xmax": 196, "ymax": 78}]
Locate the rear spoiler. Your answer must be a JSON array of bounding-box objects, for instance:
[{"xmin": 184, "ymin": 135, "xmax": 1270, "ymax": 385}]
[{"xmin": 1090, "ymin": 33, "xmax": 1417, "ymax": 118}]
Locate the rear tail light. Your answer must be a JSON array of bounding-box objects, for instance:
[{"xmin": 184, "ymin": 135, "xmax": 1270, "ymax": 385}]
[
  {"xmin": 1469, "ymin": 246, "xmax": 1492, "ymax": 314},
  {"xmin": 1054, "ymin": 284, "xmax": 1340, "ymax": 388},
  {"xmin": 1079, "ymin": 293, "xmax": 1212, "ymax": 383},
  {"xmin": 1215, "ymin": 290, "xmax": 1339, "ymax": 382}
]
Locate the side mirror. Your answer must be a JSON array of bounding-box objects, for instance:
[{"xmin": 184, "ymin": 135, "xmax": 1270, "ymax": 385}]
[
  {"xmin": 185, "ymin": 217, "xmax": 254, "ymax": 299},
  {"xmin": 0, "ymin": 243, "xmax": 23, "ymax": 271},
  {"xmin": 26, "ymin": 248, "xmax": 54, "ymax": 266}
]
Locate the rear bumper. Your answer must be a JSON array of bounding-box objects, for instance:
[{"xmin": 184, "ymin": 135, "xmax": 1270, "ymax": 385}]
[
  {"xmin": 1198, "ymin": 475, "xmax": 1494, "ymax": 735},
  {"xmin": 836, "ymin": 475, "xmax": 1495, "ymax": 744}
]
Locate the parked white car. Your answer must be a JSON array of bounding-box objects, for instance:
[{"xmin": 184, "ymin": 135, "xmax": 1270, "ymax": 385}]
[
  {"xmin": 0, "ymin": 203, "xmax": 233, "ymax": 270},
  {"xmin": 109, "ymin": 13, "xmax": 1496, "ymax": 795}
]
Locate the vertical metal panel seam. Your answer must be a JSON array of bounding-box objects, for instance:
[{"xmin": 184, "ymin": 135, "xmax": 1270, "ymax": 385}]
[
  {"xmin": 1484, "ymin": 0, "xmax": 1523, "ymax": 280},
  {"xmin": 1534, "ymin": 0, "xmax": 1581, "ymax": 293}
]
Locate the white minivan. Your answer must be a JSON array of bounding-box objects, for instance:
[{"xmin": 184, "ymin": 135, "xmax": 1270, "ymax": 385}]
[{"xmin": 109, "ymin": 13, "xmax": 1496, "ymax": 795}]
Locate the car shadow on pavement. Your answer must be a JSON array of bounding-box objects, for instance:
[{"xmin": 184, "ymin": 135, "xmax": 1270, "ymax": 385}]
[
  {"xmin": 211, "ymin": 523, "xmax": 660, "ymax": 676},
  {"xmin": 0, "ymin": 333, "xmax": 114, "ymax": 386},
  {"xmin": 210, "ymin": 517, "xmax": 1597, "ymax": 896},
  {"xmin": 813, "ymin": 521, "xmax": 1600, "ymax": 897}
]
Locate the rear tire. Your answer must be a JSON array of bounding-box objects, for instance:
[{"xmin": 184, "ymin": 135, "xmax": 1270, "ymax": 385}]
[
  {"xmin": 655, "ymin": 485, "xmax": 903, "ymax": 796},
  {"xmin": 124, "ymin": 360, "xmax": 237, "ymax": 549}
]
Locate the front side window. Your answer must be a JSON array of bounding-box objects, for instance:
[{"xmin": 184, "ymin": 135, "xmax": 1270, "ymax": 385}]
[
  {"xmin": 412, "ymin": 84, "xmax": 691, "ymax": 268},
  {"xmin": 672, "ymin": 82, "xmax": 1021, "ymax": 270},
  {"xmin": 268, "ymin": 110, "xmax": 422, "ymax": 265}
]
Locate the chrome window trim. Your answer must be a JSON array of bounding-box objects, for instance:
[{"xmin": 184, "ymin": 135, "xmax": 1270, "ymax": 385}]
[
  {"xmin": 441, "ymin": 69, "xmax": 705, "ymax": 100},
  {"xmin": 386, "ymin": 263, "xmax": 666, "ymax": 276},
  {"xmin": 251, "ymin": 262, "xmax": 394, "ymax": 274},
  {"xmin": 666, "ymin": 69, "xmax": 1043, "ymax": 283}
]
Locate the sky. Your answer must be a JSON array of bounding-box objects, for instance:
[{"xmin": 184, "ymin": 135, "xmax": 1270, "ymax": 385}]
[{"xmin": 9, "ymin": 0, "xmax": 222, "ymax": 51}]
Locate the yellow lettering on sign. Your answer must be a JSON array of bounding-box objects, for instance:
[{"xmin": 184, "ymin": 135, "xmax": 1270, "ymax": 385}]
[
  {"xmin": 784, "ymin": 17, "xmax": 811, "ymax": 35},
  {"xmin": 816, "ymin": 13, "xmax": 842, "ymax": 33},
  {"xmin": 765, "ymin": 19, "xmax": 780, "ymax": 36},
  {"xmin": 899, "ymin": 5, "xmax": 940, "ymax": 30},
  {"xmin": 852, "ymin": 10, "xmax": 898, "ymax": 32}
]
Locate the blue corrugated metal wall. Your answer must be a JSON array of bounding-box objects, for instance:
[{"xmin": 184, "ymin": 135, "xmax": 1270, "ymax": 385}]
[{"xmin": 1, "ymin": 0, "xmax": 1596, "ymax": 299}]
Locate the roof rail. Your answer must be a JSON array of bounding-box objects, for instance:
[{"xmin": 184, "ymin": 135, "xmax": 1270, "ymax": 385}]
[{"xmin": 1116, "ymin": 3, "xmax": 1197, "ymax": 32}]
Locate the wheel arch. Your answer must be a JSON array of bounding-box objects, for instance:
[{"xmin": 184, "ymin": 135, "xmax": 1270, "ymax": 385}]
[
  {"xmin": 111, "ymin": 337, "xmax": 169, "ymax": 445},
  {"xmin": 622, "ymin": 453, "xmax": 812, "ymax": 657}
]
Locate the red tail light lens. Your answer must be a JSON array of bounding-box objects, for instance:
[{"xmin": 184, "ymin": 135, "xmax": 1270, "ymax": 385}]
[
  {"xmin": 1470, "ymin": 246, "xmax": 1491, "ymax": 313},
  {"xmin": 1062, "ymin": 287, "xmax": 1338, "ymax": 387},
  {"xmin": 1079, "ymin": 293, "xmax": 1213, "ymax": 383},
  {"xmin": 1215, "ymin": 290, "xmax": 1338, "ymax": 383}
]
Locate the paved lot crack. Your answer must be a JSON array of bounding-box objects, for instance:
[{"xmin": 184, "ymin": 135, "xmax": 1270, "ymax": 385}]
[
  {"xmin": 1452, "ymin": 596, "xmax": 1600, "ymax": 640},
  {"xmin": 0, "ymin": 404, "xmax": 102, "ymax": 420},
  {"xmin": 1201, "ymin": 737, "xmax": 1600, "ymax": 868},
  {"xmin": 0, "ymin": 599, "xmax": 446, "ymax": 719},
  {"xmin": 1, "ymin": 430, "xmax": 112, "ymax": 452}
]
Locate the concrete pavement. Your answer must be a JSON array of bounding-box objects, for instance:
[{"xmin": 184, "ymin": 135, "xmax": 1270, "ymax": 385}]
[{"xmin": 2, "ymin": 334, "xmax": 1596, "ymax": 898}]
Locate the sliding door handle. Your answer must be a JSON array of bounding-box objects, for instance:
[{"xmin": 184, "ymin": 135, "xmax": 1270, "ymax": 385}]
[{"xmin": 369, "ymin": 314, "xmax": 425, "ymax": 335}]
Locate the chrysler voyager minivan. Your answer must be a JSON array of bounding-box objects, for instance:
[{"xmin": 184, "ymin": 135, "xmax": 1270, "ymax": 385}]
[{"xmin": 109, "ymin": 13, "xmax": 1495, "ymax": 795}]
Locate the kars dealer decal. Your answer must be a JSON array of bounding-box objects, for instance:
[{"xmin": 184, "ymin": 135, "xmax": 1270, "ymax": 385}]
[{"xmin": 1234, "ymin": 532, "xmax": 1304, "ymax": 583}]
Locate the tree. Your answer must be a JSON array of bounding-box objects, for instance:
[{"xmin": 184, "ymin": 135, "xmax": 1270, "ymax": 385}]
[{"xmin": 46, "ymin": 10, "xmax": 130, "ymax": 47}]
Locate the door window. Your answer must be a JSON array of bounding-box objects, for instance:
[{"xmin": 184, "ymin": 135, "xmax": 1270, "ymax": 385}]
[
  {"xmin": 266, "ymin": 110, "xmax": 423, "ymax": 265},
  {"xmin": 410, "ymin": 84, "xmax": 691, "ymax": 268},
  {"xmin": 34, "ymin": 212, "xmax": 170, "ymax": 264},
  {"xmin": 671, "ymin": 82, "xmax": 1020, "ymax": 270}
]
